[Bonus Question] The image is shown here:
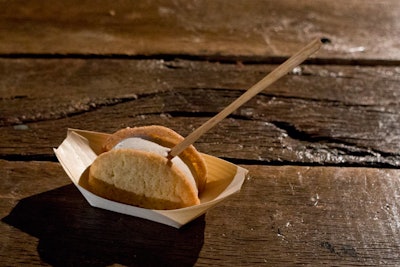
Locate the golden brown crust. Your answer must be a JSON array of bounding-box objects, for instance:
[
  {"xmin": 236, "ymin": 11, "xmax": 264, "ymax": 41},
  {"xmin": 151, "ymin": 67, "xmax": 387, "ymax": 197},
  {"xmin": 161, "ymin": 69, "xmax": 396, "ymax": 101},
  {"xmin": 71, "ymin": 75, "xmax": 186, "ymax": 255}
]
[
  {"xmin": 103, "ymin": 125, "xmax": 207, "ymax": 193},
  {"xmin": 84, "ymin": 176, "xmax": 192, "ymax": 209},
  {"xmin": 83, "ymin": 149, "xmax": 200, "ymax": 210}
]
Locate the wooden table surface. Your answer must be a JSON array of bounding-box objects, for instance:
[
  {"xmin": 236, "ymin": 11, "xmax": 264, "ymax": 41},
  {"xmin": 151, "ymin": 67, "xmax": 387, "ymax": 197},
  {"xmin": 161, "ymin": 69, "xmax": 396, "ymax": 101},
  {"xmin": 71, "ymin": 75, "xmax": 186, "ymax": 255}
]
[{"xmin": 1, "ymin": 1, "xmax": 400, "ymax": 266}]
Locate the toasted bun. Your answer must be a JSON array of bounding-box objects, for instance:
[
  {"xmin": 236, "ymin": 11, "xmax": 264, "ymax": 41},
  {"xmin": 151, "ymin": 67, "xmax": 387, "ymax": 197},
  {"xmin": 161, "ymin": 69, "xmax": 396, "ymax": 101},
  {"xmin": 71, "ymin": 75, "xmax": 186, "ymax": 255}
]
[
  {"xmin": 85, "ymin": 149, "xmax": 200, "ymax": 210},
  {"xmin": 103, "ymin": 125, "xmax": 207, "ymax": 193}
]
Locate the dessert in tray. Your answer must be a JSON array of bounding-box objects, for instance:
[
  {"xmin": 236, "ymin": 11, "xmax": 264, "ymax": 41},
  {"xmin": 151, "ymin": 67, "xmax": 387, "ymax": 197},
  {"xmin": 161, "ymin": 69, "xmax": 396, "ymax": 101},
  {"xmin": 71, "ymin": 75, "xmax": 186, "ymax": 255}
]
[{"xmin": 54, "ymin": 127, "xmax": 247, "ymax": 228}]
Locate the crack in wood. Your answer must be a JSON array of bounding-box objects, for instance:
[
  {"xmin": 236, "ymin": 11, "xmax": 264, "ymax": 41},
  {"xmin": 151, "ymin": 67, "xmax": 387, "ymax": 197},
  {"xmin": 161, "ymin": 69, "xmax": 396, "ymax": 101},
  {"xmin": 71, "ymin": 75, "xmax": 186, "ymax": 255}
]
[
  {"xmin": 0, "ymin": 154, "xmax": 58, "ymax": 162},
  {"xmin": 1, "ymin": 53, "xmax": 400, "ymax": 67},
  {"xmin": 1, "ymin": 153, "xmax": 398, "ymax": 168},
  {"xmin": 0, "ymin": 95, "xmax": 139, "ymax": 126},
  {"xmin": 269, "ymin": 120, "xmax": 399, "ymax": 159}
]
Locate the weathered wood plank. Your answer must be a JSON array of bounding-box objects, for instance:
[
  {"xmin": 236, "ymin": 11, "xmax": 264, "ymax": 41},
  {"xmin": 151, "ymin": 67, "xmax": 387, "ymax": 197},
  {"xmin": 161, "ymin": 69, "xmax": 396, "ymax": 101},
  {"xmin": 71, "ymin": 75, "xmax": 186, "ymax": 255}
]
[
  {"xmin": 199, "ymin": 165, "xmax": 400, "ymax": 266},
  {"xmin": 0, "ymin": 0, "xmax": 399, "ymax": 61},
  {"xmin": 1, "ymin": 59, "xmax": 399, "ymax": 166},
  {"xmin": 2, "ymin": 59, "xmax": 399, "ymax": 126},
  {"xmin": 2, "ymin": 160, "xmax": 400, "ymax": 266}
]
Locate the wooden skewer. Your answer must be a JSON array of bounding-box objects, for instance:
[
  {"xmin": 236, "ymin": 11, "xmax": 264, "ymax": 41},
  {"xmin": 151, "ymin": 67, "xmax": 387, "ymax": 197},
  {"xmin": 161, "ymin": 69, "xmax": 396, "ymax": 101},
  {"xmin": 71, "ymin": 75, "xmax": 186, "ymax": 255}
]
[{"xmin": 168, "ymin": 37, "xmax": 324, "ymax": 159}]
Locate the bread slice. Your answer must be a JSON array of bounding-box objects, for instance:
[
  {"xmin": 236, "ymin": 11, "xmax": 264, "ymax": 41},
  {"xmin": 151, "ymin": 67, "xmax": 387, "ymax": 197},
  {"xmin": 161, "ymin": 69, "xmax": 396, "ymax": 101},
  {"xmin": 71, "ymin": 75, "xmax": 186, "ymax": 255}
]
[
  {"xmin": 103, "ymin": 125, "xmax": 207, "ymax": 193},
  {"xmin": 85, "ymin": 148, "xmax": 200, "ymax": 210}
]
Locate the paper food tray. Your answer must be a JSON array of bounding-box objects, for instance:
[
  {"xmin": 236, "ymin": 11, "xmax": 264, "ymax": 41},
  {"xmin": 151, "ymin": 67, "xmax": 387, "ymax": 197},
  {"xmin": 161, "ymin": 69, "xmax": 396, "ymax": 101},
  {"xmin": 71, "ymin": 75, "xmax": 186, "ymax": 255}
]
[{"xmin": 54, "ymin": 129, "xmax": 248, "ymax": 228}]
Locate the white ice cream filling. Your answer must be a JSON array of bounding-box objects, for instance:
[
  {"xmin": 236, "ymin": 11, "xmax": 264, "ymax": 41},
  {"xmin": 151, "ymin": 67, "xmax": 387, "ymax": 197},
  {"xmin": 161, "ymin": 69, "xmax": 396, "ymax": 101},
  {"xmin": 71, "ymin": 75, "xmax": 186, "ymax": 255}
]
[{"xmin": 113, "ymin": 137, "xmax": 198, "ymax": 194}]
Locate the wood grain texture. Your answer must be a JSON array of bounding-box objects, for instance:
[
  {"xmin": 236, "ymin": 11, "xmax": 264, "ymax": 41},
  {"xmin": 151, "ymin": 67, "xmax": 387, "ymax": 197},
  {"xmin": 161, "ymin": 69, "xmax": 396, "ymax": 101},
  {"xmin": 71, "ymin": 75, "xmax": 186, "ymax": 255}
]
[
  {"xmin": 0, "ymin": 0, "xmax": 399, "ymax": 61},
  {"xmin": 2, "ymin": 160, "xmax": 400, "ymax": 266},
  {"xmin": 199, "ymin": 165, "xmax": 400, "ymax": 266},
  {"xmin": 1, "ymin": 59, "xmax": 399, "ymax": 166}
]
